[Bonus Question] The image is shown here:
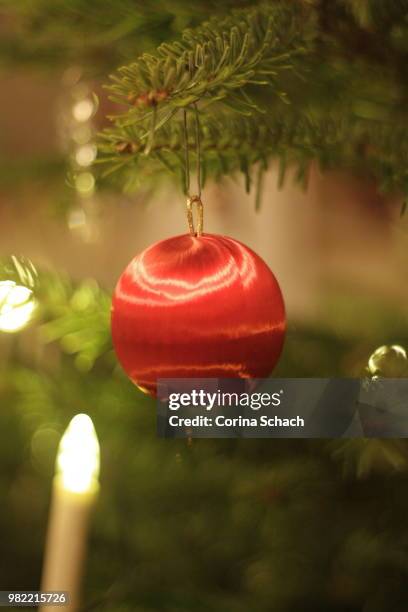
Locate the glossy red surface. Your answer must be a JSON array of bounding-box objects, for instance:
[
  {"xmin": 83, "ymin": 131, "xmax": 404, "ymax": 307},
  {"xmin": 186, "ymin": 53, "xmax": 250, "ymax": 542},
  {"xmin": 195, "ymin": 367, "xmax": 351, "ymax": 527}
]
[{"xmin": 111, "ymin": 233, "xmax": 286, "ymax": 396}]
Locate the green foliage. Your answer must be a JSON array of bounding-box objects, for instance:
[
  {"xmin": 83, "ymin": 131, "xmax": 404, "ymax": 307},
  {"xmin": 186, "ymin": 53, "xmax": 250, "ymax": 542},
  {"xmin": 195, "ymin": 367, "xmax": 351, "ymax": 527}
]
[
  {"xmin": 105, "ymin": 3, "xmax": 313, "ymax": 121},
  {"xmin": 0, "ymin": 157, "xmax": 67, "ymax": 190},
  {"xmin": 0, "ymin": 256, "xmax": 112, "ymax": 370},
  {"xmin": 0, "ymin": 255, "xmax": 39, "ymax": 289},
  {"xmin": 0, "ymin": 0, "xmax": 253, "ymax": 74},
  {"xmin": 97, "ymin": 0, "xmax": 408, "ymax": 196},
  {"xmin": 1, "ymin": 358, "xmax": 408, "ymax": 609},
  {"xmin": 40, "ymin": 279, "xmax": 112, "ymax": 372},
  {"xmin": 341, "ymin": 0, "xmax": 408, "ymax": 30},
  {"xmin": 331, "ymin": 439, "xmax": 408, "ymax": 477},
  {"xmin": 3, "ymin": 1, "xmax": 408, "ymax": 196},
  {"xmin": 1, "ymin": 256, "xmax": 408, "ymax": 608},
  {"xmin": 99, "ymin": 1, "xmax": 316, "ymax": 192}
]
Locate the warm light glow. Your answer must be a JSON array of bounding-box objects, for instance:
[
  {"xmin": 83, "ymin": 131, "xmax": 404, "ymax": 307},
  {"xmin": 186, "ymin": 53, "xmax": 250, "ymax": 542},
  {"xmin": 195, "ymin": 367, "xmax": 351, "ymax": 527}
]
[
  {"xmin": 75, "ymin": 144, "xmax": 96, "ymax": 167},
  {"xmin": 56, "ymin": 414, "xmax": 100, "ymax": 494},
  {"xmin": 72, "ymin": 125, "xmax": 92, "ymax": 145},
  {"xmin": 68, "ymin": 208, "xmax": 87, "ymax": 230},
  {"xmin": 368, "ymin": 344, "xmax": 407, "ymax": 375},
  {"xmin": 72, "ymin": 99, "xmax": 94, "ymax": 122},
  {"xmin": 75, "ymin": 171, "xmax": 95, "ymax": 195},
  {"xmin": 0, "ymin": 280, "xmax": 36, "ymax": 333}
]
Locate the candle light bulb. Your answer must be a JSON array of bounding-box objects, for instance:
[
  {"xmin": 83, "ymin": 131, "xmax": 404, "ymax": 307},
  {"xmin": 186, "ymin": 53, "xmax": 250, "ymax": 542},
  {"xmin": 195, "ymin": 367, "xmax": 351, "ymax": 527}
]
[
  {"xmin": 0, "ymin": 280, "xmax": 36, "ymax": 333},
  {"xmin": 56, "ymin": 414, "xmax": 100, "ymax": 494}
]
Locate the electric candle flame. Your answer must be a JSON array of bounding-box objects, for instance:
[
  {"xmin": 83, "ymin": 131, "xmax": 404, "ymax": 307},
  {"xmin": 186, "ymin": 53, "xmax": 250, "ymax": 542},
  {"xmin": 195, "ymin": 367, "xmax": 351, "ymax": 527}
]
[
  {"xmin": 0, "ymin": 280, "xmax": 36, "ymax": 333},
  {"xmin": 56, "ymin": 414, "xmax": 100, "ymax": 494},
  {"xmin": 41, "ymin": 414, "xmax": 100, "ymax": 612}
]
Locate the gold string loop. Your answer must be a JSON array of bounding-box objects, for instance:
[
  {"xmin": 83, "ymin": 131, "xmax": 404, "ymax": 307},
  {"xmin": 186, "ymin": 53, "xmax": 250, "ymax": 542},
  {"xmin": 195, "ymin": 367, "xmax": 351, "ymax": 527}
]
[
  {"xmin": 186, "ymin": 195, "xmax": 204, "ymax": 237},
  {"xmin": 183, "ymin": 104, "xmax": 203, "ymax": 237}
]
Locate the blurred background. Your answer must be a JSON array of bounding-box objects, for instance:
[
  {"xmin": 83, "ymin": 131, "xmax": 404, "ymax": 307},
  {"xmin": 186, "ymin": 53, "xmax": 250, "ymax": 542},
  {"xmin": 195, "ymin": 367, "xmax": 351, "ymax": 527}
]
[{"xmin": 1, "ymin": 2, "xmax": 408, "ymax": 611}]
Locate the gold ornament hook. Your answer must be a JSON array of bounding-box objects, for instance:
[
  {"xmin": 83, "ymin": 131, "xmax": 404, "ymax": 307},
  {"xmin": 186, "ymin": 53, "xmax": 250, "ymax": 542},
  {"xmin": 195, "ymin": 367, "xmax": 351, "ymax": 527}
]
[
  {"xmin": 186, "ymin": 195, "xmax": 204, "ymax": 237},
  {"xmin": 184, "ymin": 105, "xmax": 203, "ymax": 237}
]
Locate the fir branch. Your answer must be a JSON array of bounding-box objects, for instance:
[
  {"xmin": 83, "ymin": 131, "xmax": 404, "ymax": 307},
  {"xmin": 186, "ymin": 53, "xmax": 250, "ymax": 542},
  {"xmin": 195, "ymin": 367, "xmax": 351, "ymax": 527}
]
[
  {"xmin": 0, "ymin": 256, "xmax": 112, "ymax": 371},
  {"xmin": 0, "ymin": 0, "xmax": 257, "ymax": 73},
  {"xmin": 99, "ymin": 1, "xmax": 408, "ymax": 195},
  {"xmin": 341, "ymin": 0, "xmax": 408, "ymax": 31},
  {"xmin": 331, "ymin": 439, "xmax": 408, "ymax": 477},
  {"xmin": 98, "ymin": 106, "xmax": 408, "ymax": 195},
  {"xmin": 104, "ymin": 2, "xmax": 316, "ymax": 129}
]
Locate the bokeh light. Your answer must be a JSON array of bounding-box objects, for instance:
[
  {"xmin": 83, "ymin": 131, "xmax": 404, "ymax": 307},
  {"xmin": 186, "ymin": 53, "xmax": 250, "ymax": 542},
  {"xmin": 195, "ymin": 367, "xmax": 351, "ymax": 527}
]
[
  {"xmin": 0, "ymin": 280, "xmax": 36, "ymax": 333},
  {"xmin": 56, "ymin": 414, "xmax": 100, "ymax": 494},
  {"xmin": 367, "ymin": 344, "xmax": 408, "ymax": 377},
  {"xmin": 75, "ymin": 171, "xmax": 95, "ymax": 196},
  {"xmin": 72, "ymin": 98, "xmax": 94, "ymax": 122}
]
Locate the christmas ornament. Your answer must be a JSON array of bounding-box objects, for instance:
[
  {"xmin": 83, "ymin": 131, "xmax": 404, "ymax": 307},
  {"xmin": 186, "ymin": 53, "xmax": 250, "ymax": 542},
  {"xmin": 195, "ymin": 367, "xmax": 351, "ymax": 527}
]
[
  {"xmin": 112, "ymin": 229, "xmax": 285, "ymax": 395},
  {"xmin": 367, "ymin": 344, "xmax": 408, "ymax": 378},
  {"xmin": 111, "ymin": 107, "xmax": 285, "ymax": 396}
]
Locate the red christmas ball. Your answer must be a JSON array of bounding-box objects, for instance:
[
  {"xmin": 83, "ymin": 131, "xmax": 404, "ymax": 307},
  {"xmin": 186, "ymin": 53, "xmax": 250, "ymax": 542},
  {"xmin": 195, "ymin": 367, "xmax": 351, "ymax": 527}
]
[{"xmin": 111, "ymin": 233, "xmax": 285, "ymax": 396}]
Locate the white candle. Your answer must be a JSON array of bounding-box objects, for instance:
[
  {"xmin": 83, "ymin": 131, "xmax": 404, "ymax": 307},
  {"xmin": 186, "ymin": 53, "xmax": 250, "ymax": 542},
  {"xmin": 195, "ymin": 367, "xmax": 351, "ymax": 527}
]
[{"xmin": 40, "ymin": 414, "xmax": 100, "ymax": 612}]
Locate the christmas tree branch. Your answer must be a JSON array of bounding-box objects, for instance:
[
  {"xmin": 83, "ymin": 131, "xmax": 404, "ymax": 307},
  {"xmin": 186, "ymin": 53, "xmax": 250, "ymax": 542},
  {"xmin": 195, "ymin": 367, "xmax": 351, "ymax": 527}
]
[
  {"xmin": 0, "ymin": 0, "xmax": 257, "ymax": 73},
  {"xmin": 98, "ymin": 104, "xmax": 408, "ymax": 196},
  {"xmin": 3, "ymin": 0, "xmax": 408, "ymax": 195},
  {"xmin": 101, "ymin": 2, "xmax": 315, "ymax": 140},
  {"xmin": 98, "ymin": 0, "xmax": 408, "ymax": 195},
  {"xmin": 0, "ymin": 256, "xmax": 112, "ymax": 371}
]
